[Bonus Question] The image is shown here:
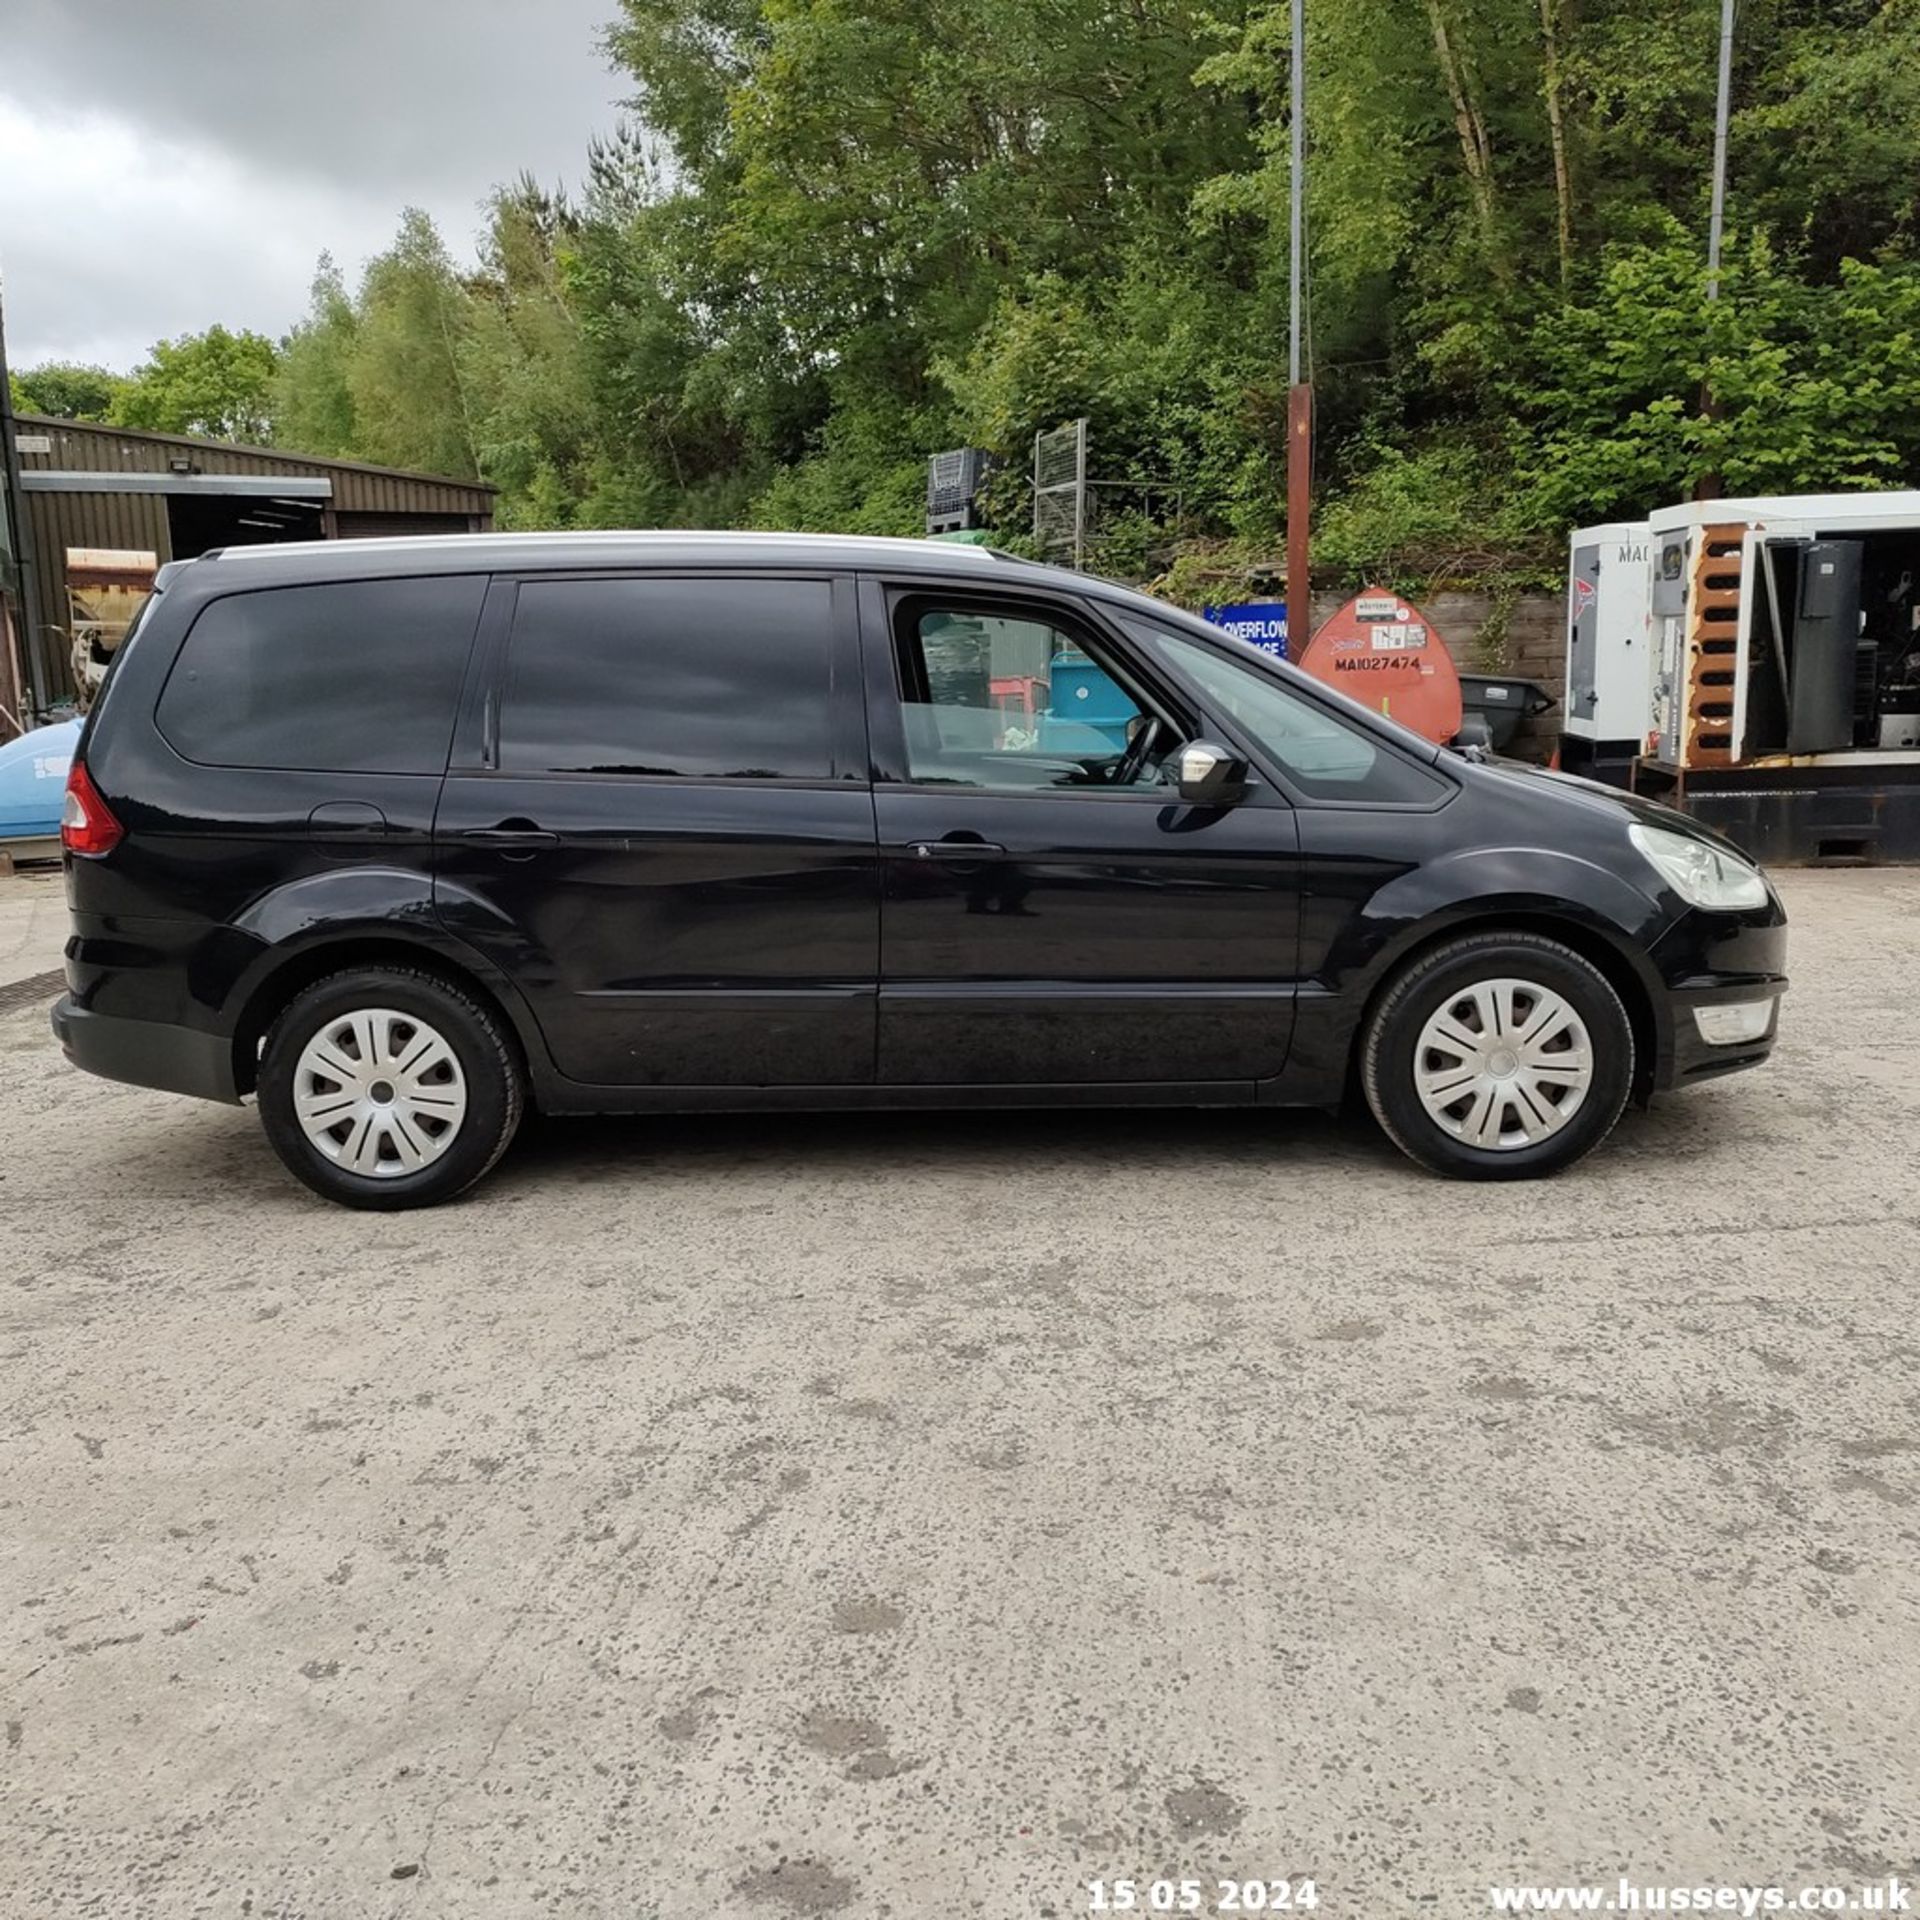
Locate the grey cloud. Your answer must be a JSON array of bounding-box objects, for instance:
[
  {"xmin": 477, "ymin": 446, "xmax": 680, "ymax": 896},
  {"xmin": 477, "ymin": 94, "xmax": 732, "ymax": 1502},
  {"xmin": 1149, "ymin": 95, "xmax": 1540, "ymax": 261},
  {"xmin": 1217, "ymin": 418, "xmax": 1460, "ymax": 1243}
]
[
  {"xmin": 4, "ymin": 0, "xmax": 625, "ymax": 203},
  {"xmin": 0, "ymin": 0, "xmax": 625, "ymax": 368}
]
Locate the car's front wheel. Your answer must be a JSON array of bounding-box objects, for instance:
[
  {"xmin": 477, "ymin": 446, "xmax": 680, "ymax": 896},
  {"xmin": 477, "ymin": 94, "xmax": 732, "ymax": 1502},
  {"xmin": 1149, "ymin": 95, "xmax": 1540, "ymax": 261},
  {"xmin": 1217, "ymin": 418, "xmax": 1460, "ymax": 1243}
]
[
  {"xmin": 257, "ymin": 967, "xmax": 523, "ymax": 1209},
  {"xmin": 1361, "ymin": 930, "xmax": 1635, "ymax": 1180}
]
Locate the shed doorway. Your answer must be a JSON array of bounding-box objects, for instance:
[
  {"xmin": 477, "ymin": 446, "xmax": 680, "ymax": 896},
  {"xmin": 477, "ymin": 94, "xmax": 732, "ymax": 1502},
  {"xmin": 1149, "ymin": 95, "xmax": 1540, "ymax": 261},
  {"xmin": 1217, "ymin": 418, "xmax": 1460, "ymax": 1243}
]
[{"xmin": 166, "ymin": 492, "xmax": 325, "ymax": 559}]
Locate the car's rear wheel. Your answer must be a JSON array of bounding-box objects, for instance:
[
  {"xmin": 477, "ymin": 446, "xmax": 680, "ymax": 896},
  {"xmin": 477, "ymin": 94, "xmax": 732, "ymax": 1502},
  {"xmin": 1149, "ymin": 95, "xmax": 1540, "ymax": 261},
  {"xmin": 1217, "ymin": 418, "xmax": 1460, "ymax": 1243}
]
[
  {"xmin": 257, "ymin": 967, "xmax": 523, "ymax": 1209},
  {"xmin": 1361, "ymin": 930, "xmax": 1634, "ymax": 1180}
]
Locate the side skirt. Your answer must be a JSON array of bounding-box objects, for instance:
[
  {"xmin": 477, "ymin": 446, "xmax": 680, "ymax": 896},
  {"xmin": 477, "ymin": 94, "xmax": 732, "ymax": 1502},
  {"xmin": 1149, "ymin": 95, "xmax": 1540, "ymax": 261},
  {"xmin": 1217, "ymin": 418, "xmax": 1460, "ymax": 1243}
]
[{"xmin": 530, "ymin": 1077, "xmax": 1262, "ymax": 1117}]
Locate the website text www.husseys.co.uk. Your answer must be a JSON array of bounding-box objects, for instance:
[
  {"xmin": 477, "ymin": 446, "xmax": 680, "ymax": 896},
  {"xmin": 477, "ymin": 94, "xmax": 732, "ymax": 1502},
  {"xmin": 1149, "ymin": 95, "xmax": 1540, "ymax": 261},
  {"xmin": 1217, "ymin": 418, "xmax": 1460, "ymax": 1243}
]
[{"xmin": 1489, "ymin": 1882, "xmax": 1912, "ymax": 1914}]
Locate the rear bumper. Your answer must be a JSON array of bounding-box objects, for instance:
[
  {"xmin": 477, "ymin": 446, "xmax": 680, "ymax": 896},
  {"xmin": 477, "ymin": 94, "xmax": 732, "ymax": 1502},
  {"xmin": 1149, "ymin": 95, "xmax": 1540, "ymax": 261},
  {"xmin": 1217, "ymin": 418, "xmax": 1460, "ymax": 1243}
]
[{"xmin": 51, "ymin": 995, "xmax": 241, "ymax": 1104}]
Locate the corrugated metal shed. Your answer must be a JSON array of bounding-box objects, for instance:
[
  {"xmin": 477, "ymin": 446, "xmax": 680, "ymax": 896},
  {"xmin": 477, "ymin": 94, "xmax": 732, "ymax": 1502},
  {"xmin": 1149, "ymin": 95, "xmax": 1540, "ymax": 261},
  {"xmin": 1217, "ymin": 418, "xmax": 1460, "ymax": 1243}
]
[
  {"xmin": 11, "ymin": 414, "xmax": 495, "ymax": 713},
  {"xmin": 13, "ymin": 416, "xmax": 497, "ymax": 515}
]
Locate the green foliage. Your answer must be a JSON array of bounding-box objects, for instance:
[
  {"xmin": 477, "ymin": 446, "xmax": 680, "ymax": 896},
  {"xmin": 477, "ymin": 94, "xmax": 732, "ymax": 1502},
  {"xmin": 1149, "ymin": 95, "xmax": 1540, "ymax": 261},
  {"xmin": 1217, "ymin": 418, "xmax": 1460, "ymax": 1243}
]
[
  {"xmin": 272, "ymin": 258, "xmax": 359, "ymax": 458},
  {"xmin": 1314, "ymin": 440, "xmax": 1551, "ymax": 588},
  {"xmin": 459, "ymin": 179, "xmax": 596, "ymax": 526},
  {"xmin": 1514, "ymin": 227, "xmax": 1920, "ymax": 526},
  {"xmin": 343, "ymin": 210, "xmax": 478, "ymax": 479},
  {"xmin": 111, "ymin": 327, "xmax": 278, "ymax": 442},
  {"xmin": 8, "ymin": 362, "xmax": 129, "ymax": 421},
  {"xmin": 58, "ymin": 0, "xmax": 1920, "ymax": 574},
  {"xmin": 1729, "ymin": 0, "xmax": 1920, "ymax": 266}
]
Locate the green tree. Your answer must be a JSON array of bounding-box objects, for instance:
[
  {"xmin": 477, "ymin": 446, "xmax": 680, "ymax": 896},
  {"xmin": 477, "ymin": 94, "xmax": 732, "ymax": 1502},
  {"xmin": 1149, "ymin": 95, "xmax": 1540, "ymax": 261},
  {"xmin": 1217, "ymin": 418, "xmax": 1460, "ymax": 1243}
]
[
  {"xmin": 1515, "ymin": 227, "xmax": 1920, "ymax": 525},
  {"xmin": 273, "ymin": 256, "xmax": 360, "ymax": 458},
  {"xmin": 112, "ymin": 326, "xmax": 278, "ymax": 441},
  {"xmin": 121, "ymin": 1, "xmax": 1920, "ymax": 572},
  {"xmin": 563, "ymin": 125, "xmax": 778, "ymax": 525},
  {"xmin": 8, "ymin": 362, "xmax": 130, "ymax": 421},
  {"xmin": 456, "ymin": 179, "xmax": 592, "ymax": 524},
  {"xmin": 345, "ymin": 209, "xmax": 479, "ymax": 479},
  {"xmin": 1736, "ymin": 0, "xmax": 1920, "ymax": 268}
]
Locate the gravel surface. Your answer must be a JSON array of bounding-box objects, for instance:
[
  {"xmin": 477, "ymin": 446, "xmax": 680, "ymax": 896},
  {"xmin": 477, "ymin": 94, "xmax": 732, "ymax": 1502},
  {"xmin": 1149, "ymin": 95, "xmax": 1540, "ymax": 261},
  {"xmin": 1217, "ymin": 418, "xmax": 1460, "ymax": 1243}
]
[
  {"xmin": 3, "ymin": 868, "xmax": 1916, "ymax": 1919},
  {"xmin": 0, "ymin": 863, "xmax": 65, "ymax": 986}
]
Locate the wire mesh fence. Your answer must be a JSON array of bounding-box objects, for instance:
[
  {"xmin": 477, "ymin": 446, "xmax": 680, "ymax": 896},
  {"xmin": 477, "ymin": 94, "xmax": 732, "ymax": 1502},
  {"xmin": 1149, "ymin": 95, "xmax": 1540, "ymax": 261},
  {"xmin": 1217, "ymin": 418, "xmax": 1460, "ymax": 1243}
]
[{"xmin": 1031, "ymin": 420, "xmax": 1087, "ymax": 568}]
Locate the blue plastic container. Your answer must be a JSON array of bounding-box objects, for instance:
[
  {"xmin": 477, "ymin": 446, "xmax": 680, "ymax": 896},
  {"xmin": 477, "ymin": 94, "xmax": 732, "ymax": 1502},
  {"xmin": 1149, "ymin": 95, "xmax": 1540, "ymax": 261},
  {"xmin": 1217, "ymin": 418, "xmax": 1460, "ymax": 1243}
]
[
  {"xmin": 1041, "ymin": 650, "xmax": 1135, "ymax": 753},
  {"xmin": 0, "ymin": 718, "xmax": 83, "ymax": 842}
]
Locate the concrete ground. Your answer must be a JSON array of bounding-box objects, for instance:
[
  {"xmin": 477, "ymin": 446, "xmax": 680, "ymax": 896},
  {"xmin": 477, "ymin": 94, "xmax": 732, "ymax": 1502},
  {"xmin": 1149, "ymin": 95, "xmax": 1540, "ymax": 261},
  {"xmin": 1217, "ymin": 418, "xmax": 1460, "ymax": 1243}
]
[
  {"xmin": 0, "ymin": 861, "xmax": 67, "ymax": 988},
  {"xmin": 3, "ymin": 868, "xmax": 1917, "ymax": 1920}
]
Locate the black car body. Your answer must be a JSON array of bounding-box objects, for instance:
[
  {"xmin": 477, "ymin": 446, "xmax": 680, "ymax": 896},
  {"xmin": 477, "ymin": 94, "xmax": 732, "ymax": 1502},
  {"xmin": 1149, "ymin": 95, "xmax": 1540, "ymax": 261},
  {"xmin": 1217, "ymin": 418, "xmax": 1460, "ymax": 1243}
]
[{"xmin": 52, "ymin": 533, "xmax": 1787, "ymax": 1207}]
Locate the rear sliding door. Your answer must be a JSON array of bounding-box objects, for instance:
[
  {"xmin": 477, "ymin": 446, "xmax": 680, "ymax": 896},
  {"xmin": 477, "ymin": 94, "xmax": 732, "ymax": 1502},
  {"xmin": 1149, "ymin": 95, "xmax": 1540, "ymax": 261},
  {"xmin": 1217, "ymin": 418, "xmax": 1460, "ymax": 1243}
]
[{"xmin": 434, "ymin": 571, "xmax": 878, "ymax": 1089}]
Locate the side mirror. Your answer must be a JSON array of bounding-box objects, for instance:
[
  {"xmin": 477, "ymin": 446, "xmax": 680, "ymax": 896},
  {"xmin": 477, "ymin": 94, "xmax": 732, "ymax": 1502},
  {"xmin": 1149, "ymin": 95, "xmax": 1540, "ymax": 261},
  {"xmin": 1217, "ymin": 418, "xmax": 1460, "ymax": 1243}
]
[{"xmin": 1176, "ymin": 739, "xmax": 1250, "ymax": 806}]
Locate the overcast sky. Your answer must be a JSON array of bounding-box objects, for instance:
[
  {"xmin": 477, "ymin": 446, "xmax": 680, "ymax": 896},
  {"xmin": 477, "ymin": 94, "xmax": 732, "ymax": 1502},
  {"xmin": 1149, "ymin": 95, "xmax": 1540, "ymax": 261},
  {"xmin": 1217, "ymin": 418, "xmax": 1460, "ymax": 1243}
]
[{"xmin": 0, "ymin": 0, "xmax": 626, "ymax": 372}]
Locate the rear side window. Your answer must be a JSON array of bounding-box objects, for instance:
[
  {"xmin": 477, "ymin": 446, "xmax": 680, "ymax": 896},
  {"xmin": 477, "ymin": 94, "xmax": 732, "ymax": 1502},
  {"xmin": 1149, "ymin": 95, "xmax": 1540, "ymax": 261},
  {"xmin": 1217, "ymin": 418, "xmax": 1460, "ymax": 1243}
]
[
  {"xmin": 157, "ymin": 576, "xmax": 485, "ymax": 774},
  {"xmin": 497, "ymin": 576, "xmax": 835, "ymax": 779}
]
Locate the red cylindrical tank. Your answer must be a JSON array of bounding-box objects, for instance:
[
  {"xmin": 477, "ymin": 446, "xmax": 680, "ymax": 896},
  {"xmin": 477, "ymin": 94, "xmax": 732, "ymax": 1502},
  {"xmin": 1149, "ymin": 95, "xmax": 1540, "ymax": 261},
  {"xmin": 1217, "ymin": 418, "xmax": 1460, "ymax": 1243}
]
[{"xmin": 1294, "ymin": 587, "xmax": 1464, "ymax": 744}]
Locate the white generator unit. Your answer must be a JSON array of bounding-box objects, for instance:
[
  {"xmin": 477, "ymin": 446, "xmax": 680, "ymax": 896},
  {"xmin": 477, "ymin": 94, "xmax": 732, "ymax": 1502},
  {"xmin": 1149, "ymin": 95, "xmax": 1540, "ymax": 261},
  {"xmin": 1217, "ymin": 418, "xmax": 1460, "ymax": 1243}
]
[
  {"xmin": 1560, "ymin": 520, "xmax": 1653, "ymax": 783},
  {"xmin": 1632, "ymin": 489, "xmax": 1920, "ymax": 862}
]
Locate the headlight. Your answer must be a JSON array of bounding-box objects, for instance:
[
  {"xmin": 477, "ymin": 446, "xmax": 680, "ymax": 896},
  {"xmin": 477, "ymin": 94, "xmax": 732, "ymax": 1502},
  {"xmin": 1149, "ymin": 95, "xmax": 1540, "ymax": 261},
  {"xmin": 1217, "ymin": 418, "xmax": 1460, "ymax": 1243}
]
[{"xmin": 1628, "ymin": 823, "xmax": 1770, "ymax": 910}]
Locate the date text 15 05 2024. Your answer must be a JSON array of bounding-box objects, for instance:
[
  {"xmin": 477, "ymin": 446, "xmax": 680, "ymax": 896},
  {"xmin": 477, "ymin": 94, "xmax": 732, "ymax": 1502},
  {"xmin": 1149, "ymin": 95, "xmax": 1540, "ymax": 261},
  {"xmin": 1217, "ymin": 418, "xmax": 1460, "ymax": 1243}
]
[{"xmin": 1087, "ymin": 1880, "xmax": 1321, "ymax": 1913}]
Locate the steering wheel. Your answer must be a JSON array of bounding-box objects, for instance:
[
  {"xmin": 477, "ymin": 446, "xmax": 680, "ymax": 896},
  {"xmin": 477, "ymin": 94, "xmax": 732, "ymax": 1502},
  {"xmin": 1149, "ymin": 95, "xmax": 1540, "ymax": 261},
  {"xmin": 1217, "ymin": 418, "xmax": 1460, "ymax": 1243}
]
[{"xmin": 1110, "ymin": 714, "xmax": 1164, "ymax": 788}]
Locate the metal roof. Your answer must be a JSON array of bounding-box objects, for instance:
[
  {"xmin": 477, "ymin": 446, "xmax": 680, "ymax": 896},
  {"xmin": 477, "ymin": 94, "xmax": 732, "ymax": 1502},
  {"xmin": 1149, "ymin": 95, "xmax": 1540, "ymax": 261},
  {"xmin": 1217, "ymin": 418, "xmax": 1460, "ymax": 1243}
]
[
  {"xmin": 7, "ymin": 414, "xmax": 495, "ymax": 716},
  {"xmin": 12, "ymin": 414, "xmax": 496, "ymax": 516},
  {"xmin": 1647, "ymin": 489, "xmax": 1920, "ymax": 534}
]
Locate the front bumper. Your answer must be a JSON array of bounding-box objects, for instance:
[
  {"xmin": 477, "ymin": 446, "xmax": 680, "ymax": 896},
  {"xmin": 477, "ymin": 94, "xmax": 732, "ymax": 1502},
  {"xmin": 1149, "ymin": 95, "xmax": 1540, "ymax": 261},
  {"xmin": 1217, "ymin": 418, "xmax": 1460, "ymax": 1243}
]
[
  {"xmin": 1660, "ymin": 983, "xmax": 1784, "ymax": 1086},
  {"xmin": 1648, "ymin": 905, "xmax": 1788, "ymax": 1091},
  {"xmin": 51, "ymin": 995, "xmax": 241, "ymax": 1104}
]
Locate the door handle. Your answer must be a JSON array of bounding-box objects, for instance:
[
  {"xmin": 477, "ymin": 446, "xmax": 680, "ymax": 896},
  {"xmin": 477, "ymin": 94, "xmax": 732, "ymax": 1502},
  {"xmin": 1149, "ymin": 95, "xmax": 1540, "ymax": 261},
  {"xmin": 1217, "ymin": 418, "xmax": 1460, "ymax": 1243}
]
[
  {"xmin": 462, "ymin": 820, "xmax": 559, "ymax": 860},
  {"xmin": 905, "ymin": 839, "xmax": 1008, "ymax": 860}
]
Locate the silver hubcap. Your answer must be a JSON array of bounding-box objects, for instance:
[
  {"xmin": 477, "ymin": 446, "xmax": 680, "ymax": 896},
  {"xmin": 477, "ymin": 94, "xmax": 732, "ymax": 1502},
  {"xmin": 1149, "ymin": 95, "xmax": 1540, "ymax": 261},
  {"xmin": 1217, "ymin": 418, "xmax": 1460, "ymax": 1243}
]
[
  {"xmin": 292, "ymin": 1008, "xmax": 467, "ymax": 1179},
  {"xmin": 1413, "ymin": 977, "xmax": 1593, "ymax": 1152}
]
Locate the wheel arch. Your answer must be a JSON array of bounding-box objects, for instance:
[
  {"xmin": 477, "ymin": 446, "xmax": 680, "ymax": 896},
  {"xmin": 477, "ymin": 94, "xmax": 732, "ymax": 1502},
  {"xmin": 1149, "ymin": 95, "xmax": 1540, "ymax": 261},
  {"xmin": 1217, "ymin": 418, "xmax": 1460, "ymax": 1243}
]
[
  {"xmin": 1347, "ymin": 907, "xmax": 1664, "ymax": 1107},
  {"xmin": 228, "ymin": 933, "xmax": 544, "ymax": 1102}
]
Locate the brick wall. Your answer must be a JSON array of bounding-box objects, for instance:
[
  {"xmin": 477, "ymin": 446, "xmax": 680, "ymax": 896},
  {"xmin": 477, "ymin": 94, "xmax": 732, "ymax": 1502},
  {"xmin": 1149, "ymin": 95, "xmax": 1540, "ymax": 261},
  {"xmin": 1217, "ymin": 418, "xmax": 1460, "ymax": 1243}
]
[{"xmin": 1305, "ymin": 589, "xmax": 1567, "ymax": 763}]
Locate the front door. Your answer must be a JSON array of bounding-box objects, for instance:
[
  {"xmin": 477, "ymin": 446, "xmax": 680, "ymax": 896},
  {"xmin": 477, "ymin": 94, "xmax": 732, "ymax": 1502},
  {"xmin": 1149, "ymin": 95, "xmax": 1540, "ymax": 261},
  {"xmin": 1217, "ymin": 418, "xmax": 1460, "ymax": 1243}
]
[
  {"xmin": 1115, "ymin": 613, "xmax": 1464, "ymax": 1046},
  {"xmin": 435, "ymin": 571, "xmax": 878, "ymax": 1088},
  {"xmin": 860, "ymin": 578, "xmax": 1301, "ymax": 1088}
]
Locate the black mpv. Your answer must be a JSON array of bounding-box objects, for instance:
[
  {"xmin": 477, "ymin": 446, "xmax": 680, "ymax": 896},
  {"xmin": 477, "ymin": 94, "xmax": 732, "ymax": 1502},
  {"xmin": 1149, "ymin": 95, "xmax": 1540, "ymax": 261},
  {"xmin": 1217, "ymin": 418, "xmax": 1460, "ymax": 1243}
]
[{"xmin": 53, "ymin": 533, "xmax": 1787, "ymax": 1209}]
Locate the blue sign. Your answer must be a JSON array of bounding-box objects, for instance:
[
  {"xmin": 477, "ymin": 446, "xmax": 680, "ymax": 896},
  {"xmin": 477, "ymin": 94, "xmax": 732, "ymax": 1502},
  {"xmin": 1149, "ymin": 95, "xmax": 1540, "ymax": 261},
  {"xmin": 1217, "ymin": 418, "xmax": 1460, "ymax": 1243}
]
[{"xmin": 1203, "ymin": 600, "xmax": 1287, "ymax": 660}]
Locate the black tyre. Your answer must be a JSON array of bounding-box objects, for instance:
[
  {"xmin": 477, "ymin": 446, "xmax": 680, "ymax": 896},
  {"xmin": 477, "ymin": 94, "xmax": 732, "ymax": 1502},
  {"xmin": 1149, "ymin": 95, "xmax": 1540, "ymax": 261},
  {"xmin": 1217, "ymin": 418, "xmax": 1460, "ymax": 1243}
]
[
  {"xmin": 257, "ymin": 967, "xmax": 523, "ymax": 1210},
  {"xmin": 1361, "ymin": 930, "xmax": 1634, "ymax": 1180}
]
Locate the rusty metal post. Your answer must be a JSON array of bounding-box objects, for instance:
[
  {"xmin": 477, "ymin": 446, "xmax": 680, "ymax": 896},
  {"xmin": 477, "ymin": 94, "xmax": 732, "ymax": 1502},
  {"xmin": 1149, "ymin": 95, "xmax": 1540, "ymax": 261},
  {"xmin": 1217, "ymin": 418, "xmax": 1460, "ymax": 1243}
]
[{"xmin": 1287, "ymin": 385, "xmax": 1312, "ymax": 642}]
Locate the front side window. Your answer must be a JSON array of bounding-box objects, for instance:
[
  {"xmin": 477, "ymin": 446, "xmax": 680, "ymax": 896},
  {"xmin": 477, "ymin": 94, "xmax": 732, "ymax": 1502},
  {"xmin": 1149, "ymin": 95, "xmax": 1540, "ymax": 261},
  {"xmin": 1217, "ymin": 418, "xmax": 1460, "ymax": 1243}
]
[
  {"xmin": 157, "ymin": 576, "xmax": 485, "ymax": 774},
  {"xmin": 498, "ymin": 576, "xmax": 835, "ymax": 780},
  {"xmin": 893, "ymin": 601, "xmax": 1174, "ymax": 792},
  {"xmin": 1123, "ymin": 617, "xmax": 1452, "ymax": 804}
]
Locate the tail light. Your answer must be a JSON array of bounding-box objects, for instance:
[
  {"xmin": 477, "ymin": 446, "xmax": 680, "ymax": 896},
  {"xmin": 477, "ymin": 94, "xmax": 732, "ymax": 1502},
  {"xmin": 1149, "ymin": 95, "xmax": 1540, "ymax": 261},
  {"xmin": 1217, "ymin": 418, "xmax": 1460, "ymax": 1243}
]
[{"xmin": 61, "ymin": 759, "xmax": 123, "ymax": 857}]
